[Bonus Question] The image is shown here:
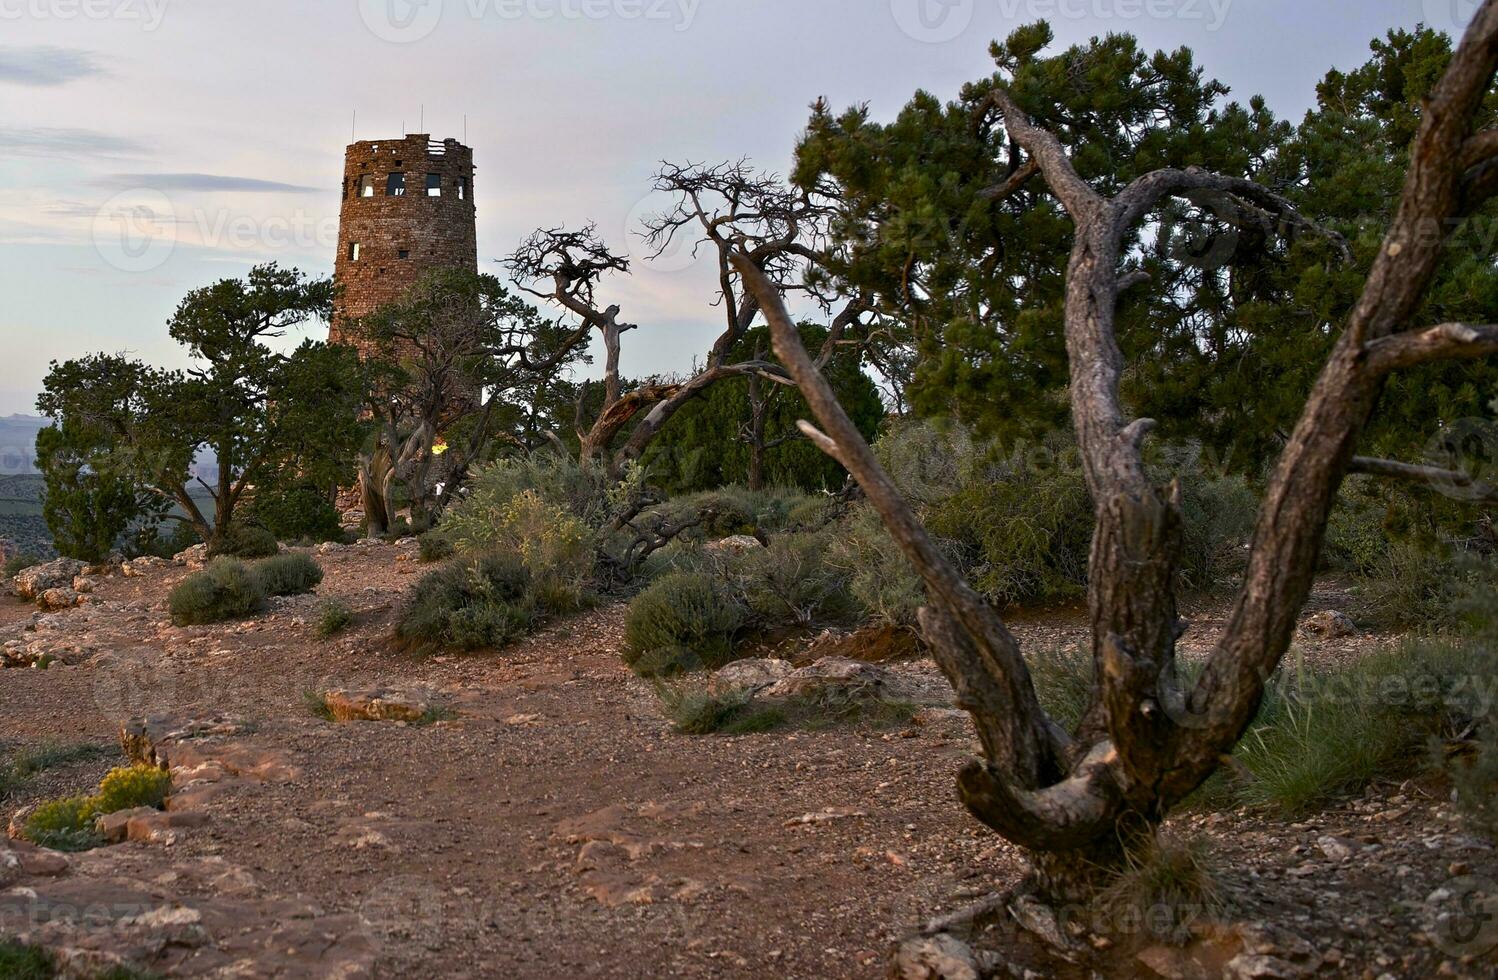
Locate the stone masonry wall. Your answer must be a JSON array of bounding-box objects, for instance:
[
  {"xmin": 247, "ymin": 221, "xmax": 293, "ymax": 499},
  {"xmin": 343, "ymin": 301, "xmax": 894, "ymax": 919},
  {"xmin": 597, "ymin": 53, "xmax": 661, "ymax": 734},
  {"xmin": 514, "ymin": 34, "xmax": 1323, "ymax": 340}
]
[{"xmin": 330, "ymin": 134, "xmax": 478, "ymax": 358}]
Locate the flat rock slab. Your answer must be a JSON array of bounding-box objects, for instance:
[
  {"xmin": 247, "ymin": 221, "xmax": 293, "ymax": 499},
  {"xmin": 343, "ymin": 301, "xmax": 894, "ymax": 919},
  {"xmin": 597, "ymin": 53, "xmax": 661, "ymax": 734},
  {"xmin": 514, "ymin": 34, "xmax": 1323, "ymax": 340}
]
[{"xmin": 324, "ymin": 688, "xmax": 430, "ymax": 723}]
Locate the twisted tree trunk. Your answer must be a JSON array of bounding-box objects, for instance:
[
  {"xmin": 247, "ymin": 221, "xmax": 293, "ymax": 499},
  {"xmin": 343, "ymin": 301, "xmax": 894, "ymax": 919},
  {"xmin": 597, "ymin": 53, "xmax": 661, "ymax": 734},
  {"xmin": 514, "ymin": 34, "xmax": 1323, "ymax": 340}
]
[{"xmin": 734, "ymin": 0, "xmax": 1498, "ymax": 898}]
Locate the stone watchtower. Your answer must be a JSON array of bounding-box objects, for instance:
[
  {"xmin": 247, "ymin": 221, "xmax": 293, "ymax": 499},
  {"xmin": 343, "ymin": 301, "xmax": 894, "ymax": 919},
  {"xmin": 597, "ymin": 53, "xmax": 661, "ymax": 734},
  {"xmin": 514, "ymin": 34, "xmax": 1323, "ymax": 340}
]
[{"xmin": 330, "ymin": 134, "xmax": 478, "ymax": 355}]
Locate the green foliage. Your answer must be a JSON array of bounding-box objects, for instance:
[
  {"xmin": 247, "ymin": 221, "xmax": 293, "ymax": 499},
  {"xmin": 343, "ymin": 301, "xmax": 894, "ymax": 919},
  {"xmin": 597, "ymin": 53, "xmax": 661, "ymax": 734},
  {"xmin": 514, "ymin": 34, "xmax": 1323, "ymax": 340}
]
[
  {"xmin": 1097, "ymin": 836, "xmax": 1226, "ymax": 944},
  {"xmin": 395, "ymin": 553, "xmax": 536, "ymax": 652},
  {"xmin": 92, "ymin": 764, "xmax": 172, "ymax": 815},
  {"xmin": 0, "ymin": 941, "xmax": 55, "ymax": 979},
  {"xmin": 623, "ymin": 572, "xmax": 747, "ymax": 676},
  {"xmin": 417, "ymin": 531, "xmax": 454, "ymax": 563},
  {"xmin": 248, "ymin": 482, "xmax": 342, "ymax": 543},
  {"xmin": 733, "ymin": 533, "xmax": 851, "ymax": 626},
  {"xmin": 22, "ymin": 796, "xmax": 103, "ymax": 852},
  {"xmin": 828, "ymin": 507, "xmax": 928, "ymax": 629},
  {"xmin": 641, "ymin": 323, "xmax": 884, "ymax": 494},
  {"xmin": 208, "ymin": 523, "xmax": 279, "ymax": 559},
  {"xmin": 1198, "ymin": 633, "xmax": 1491, "ymax": 815},
  {"xmin": 20, "ymin": 764, "xmax": 172, "ymax": 852},
  {"xmin": 315, "ymin": 599, "xmax": 354, "ymax": 638},
  {"xmin": 252, "ymin": 553, "xmax": 323, "ymax": 597},
  {"xmin": 168, "ymin": 558, "xmax": 267, "ymax": 625},
  {"xmin": 444, "ymin": 455, "xmax": 618, "ymax": 553},
  {"xmin": 35, "ymin": 409, "xmax": 164, "ymax": 563},
  {"xmin": 39, "ymin": 264, "xmax": 367, "ymax": 554}
]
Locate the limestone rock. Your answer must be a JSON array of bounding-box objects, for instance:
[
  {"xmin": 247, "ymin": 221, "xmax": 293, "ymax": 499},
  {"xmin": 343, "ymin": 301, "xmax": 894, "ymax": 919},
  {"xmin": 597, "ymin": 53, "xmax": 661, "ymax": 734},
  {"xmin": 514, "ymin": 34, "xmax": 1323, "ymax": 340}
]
[
  {"xmin": 38, "ymin": 587, "xmax": 82, "ymax": 610},
  {"xmin": 12, "ymin": 558, "xmax": 85, "ymax": 601},
  {"xmin": 323, "ymin": 689, "xmax": 430, "ymax": 723},
  {"xmin": 708, "ymin": 658, "xmax": 793, "ymax": 696},
  {"xmin": 891, "ymin": 933, "xmax": 982, "ymax": 980},
  {"xmin": 1299, "ymin": 610, "xmax": 1357, "ymax": 638},
  {"xmin": 704, "ymin": 535, "xmax": 764, "ymax": 554},
  {"xmin": 96, "ymin": 807, "xmax": 160, "ymax": 844}
]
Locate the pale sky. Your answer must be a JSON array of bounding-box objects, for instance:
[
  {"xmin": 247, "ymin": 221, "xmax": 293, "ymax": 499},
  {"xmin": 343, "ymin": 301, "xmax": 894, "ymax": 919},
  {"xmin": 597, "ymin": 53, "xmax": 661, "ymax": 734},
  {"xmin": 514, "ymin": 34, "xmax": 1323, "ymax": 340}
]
[{"xmin": 0, "ymin": 0, "xmax": 1470, "ymax": 415}]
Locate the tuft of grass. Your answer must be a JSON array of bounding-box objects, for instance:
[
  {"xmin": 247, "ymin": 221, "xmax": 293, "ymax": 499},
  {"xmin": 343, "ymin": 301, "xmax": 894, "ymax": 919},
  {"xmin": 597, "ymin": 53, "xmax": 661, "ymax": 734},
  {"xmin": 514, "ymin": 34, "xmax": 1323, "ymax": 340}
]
[
  {"xmin": 1097, "ymin": 834, "xmax": 1228, "ymax": 943},
  {"xmin": 168, "ymin": 557, "xmax": 266, "ymax": 625},
  {"xmin": 252, "ymin": 552, "xmax": 323, "ymax": 597},
  {"xmin": 417, "ymin": 706, "xmax": 459, "ymax": 726},
  {"xmin": 0, "ymin": 940, "xmax": 54, "ymax": 979},
  {"xmin": 1026, "ymin": 644, "xmax": 1095, "ymax": 732},
  {"xmin": 1196, "ymin": 639, "xmax": 1483, "ymax": 815},
  {"xmin": 303, "ymin": 690, "xmax": 334, "ymax": 720},
  {"xmin": 315, "ymin": 599, "xmax": 354, "ymax": 638}
]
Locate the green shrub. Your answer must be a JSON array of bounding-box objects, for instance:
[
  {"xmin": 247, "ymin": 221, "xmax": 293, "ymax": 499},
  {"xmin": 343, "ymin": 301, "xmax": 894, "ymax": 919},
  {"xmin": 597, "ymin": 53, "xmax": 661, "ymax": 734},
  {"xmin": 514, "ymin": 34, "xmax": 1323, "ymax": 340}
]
[
  {"xmin": 1177, "ymin": 472, "xmax": 1258, "ymax": 592},
  {"xmin": 733, "ymin": 533, "xmax": 850, "ymax": 626},
  {"xmin": 168, "ymin": 558, "xmax": 267, "ymax": 625},
  {"xmin": 0, "ymin": 940, "xmax": 54, "ymax": 979},
  {"xmin": 315, "ymin": 599, "xmax": 354, "ymax": 638},
  {"xmin": 828, "ymin": 507, "xmax": 927, "ymax": 628},
  {"xmin": 92, "ymin": 764, "xmax": 172, "ymax": 814},
  {"xmin": 253, "ymin": 552, "xmax": 323, "ymax": 597},
  {"xmin": 418, "ymin": 531, "xmax": 454, "ymax": 563},
  {"xmin": 22, "ymin": 795, "xmax": 102, "ymax": 851},
  {"xmin": 442, "ymin": 456, "xmax": 618, "ymax": 554},
  {"xmin": 396, "ymin": 553, "xmax": 536, "ymax": 652},
  {"xmin": 248, "ymin": 482, "xmax": 342, "ymax": 543},
  {"xmin": 209, "ymin": 522, "xmax": 280, "ymax": 559},
  {"xmin": 623, "ymin": 572, "xmax": 746, "ymax": 676}
]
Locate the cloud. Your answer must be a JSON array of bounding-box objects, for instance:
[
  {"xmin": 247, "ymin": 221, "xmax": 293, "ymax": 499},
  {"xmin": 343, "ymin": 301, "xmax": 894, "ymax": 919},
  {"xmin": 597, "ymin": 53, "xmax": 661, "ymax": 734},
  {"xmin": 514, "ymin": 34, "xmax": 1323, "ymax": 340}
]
[
  {"xmin": 97, "ymin": 173, "xmax": 321, "ymax": 194},
  {"xmin": 0, "ymin": 46, "xmax": 104, "ymax": 87},
  {"xmin": 0, "ymin": 127, "xmax": 146, "ymax": 158}
]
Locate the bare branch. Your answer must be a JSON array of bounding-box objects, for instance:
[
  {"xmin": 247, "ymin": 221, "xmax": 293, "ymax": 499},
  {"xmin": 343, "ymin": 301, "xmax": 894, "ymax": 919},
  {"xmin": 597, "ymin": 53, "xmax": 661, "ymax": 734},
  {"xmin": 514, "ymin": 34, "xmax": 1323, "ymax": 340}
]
[
  {"xmin": 1349, "ymin": 455, "xmax": 1498, "ymax": 504},
  {"xmin": 1363, "ymin": 322, "xmax": 1498, "ymax": 374}
]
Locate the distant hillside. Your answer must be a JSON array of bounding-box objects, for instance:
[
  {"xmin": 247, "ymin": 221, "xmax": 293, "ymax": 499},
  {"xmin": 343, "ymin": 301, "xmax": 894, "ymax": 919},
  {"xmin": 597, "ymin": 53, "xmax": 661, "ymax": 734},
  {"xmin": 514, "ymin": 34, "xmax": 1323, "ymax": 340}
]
[{"xmin": 0, "ymin": 474, "xmax": 52, "ymax": 560}]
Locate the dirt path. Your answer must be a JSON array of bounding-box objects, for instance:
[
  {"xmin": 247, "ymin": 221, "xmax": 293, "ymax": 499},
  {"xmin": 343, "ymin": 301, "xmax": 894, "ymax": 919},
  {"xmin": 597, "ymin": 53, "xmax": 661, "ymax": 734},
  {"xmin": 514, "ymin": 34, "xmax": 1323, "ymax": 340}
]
[{"xmin": 1, "ymin": 542, "xmax": 1493, "ymax": 978}]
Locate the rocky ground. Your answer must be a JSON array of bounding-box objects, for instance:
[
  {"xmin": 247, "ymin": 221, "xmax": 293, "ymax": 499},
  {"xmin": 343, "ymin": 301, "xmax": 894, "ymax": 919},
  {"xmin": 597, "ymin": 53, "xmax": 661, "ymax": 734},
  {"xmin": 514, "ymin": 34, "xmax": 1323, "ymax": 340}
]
[{"xmin": 1, "ymin": 541, "xmax": 1495, "ymax": 978}]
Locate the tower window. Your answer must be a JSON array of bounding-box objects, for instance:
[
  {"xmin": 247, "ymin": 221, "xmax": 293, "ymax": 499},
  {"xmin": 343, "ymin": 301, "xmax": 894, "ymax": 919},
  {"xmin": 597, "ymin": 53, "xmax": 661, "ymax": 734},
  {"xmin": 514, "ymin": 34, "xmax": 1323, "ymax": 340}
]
[
  {"xmin": 348, "ymin": 242, "xmax": 361, "ymax": 261},
  {"xmin": 398, "ymin": 249, "xmax": 410, "ymax": 260},
  {"xmin": 457, "ymin": 176, "xmax": 469, "ymax": 200},
  {"xmin": 426, "ymin": 174, "xmax": 442, "ymax": 197},
  {"xmin": 387, "ymin": 172, "xmax": 406, "ymax": 197},
  {"xmin": 357, "ymin": 175, "xmax": 375, "ymax": 198}
]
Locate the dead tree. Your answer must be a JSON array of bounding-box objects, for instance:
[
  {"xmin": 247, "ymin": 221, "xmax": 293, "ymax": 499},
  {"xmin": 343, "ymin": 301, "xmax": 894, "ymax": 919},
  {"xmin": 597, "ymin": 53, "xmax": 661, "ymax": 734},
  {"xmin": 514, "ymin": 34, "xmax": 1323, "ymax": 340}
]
[
  {"xmin": 639, "ymin": 160, "xmax": 874, "ymax": 483},
  {"xmin": 736, "ymin": 4, "xmax": 1498, "ymax": 897},
  {"xmin": 506, "ymin": 224, "xmax": 782, "ymax": 470}
]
